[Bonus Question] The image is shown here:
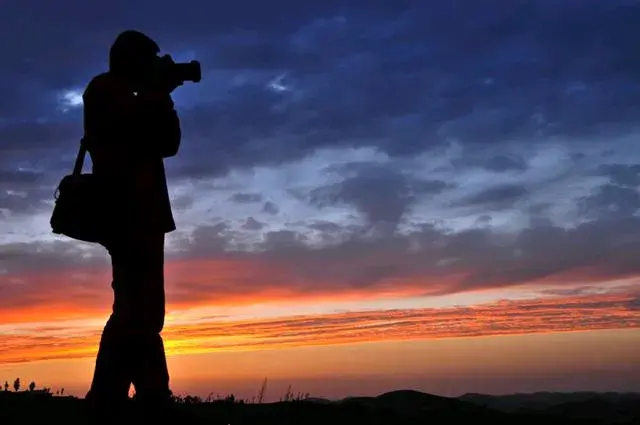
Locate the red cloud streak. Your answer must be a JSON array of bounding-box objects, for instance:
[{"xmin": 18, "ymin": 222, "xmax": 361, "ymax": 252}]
[
  {"xmin": 0, "ymin": 292, "xmax": 637, "ymax": 364},
  {"xmin": 5, "ymin": 255, "xmax": 634, "ymax": 325}
]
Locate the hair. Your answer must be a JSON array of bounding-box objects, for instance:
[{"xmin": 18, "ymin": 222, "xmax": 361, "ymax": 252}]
[{"xmin": 109, "ymin": 30, "xmax": 160, "ymax": 73}]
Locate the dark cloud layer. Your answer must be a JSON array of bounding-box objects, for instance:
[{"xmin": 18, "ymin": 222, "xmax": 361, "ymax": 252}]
[
  {"xmin": 3, "ymin": 1, "xmax": 640, "ymax": 306},
  {"xmin": 310, "ymin": 162, "xmax": 450, "ymax": 228},
  {"xmin": 4, "ymin": 1, "xmax": 640, "ymax": 179},
  {"xmin": 4, "ymin": 213, "xmax": 640, "ymax": 309},
  {"xmin": 456, "ymin": 184, "xmax": 529, "ymax": 211}
]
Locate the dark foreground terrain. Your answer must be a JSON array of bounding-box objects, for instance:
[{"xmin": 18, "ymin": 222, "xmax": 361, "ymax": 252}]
[{"xmin": 1, "ymin": 389, "xmax": 638, "ymax": 425}]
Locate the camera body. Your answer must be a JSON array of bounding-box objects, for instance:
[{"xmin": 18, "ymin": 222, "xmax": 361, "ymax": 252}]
[{"xmin": 154, "ymin": 55, "xmax": 202, "ymax": 86}]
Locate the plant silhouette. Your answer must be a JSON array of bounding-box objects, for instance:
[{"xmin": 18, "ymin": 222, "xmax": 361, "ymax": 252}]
[{"xmin": 2, "ymin": 380, "xmax": 638, "ymax": 425}]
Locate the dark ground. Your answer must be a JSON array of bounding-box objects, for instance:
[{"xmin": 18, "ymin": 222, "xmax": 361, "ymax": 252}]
[{"xmin": 1, "ymin": 389, "xmax": 639, "ymax": 424}]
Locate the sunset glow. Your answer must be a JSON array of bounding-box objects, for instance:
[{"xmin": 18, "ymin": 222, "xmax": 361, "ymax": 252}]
[{"xmin": 2, "ymin": 0, "xmax": 640, "ymax": 401}]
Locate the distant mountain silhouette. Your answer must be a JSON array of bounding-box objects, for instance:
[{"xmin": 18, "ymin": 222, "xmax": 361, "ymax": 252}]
[
  {"xmin": 460, "ymin": 392, "xmax": 640, "ymax": 424},
  {"xmin": 1, "ymin": 388, "xmax": 638, "ymax": 424},
  {"xmin": 340, "ymin": 389, "xmax": 482, "ymax": 414},
  {"xmin": 460, "ymin": 391, "xmax": 640, "ymax": 410}
]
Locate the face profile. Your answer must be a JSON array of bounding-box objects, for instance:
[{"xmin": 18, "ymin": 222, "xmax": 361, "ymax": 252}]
[{"xmin": 107, "ymin": 30, "xmax": 201, "ymax": 92}]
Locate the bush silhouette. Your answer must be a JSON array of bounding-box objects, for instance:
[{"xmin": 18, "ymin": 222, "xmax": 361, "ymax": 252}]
[{"xmin": 13, "ymin": 378, "xmax": 20, "ymax": 392}]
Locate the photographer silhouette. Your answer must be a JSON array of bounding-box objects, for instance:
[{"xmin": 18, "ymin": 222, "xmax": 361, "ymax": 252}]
[{"xmin": 82, "ymin": 30, "xmax": 198, "ymax": 423}]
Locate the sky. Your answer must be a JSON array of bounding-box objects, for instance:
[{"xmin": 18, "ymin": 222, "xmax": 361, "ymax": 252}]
[{"xmin": 1, "ymin": 0, "xmax": 640, "ymax": 401}]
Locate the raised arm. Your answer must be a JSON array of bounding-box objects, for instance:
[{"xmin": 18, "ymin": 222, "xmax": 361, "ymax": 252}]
[
  {"xmin": 82, "ymin": 74, "xmax": 181, "ymax": 170},
  {"xmin": 134, "ymin": 90, "xmax": 181, "ymax": 158}
]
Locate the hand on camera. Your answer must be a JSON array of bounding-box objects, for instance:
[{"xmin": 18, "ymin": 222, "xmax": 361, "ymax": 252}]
[{"xmin": 146, "ymin": 55, "xmax": 183, "ymax": 94}]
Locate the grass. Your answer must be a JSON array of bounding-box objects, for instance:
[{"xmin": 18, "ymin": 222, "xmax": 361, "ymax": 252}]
[{"xmin": 0, "ymin": 378, "xmax": 636, "ymax": 424}]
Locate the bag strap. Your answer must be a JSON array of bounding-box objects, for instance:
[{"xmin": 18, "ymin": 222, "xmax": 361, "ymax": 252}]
[
  {"xmin": 53, "ymin": 137, "xmax": 88, "ymax": 200},
  {"xmin": 72, "ymin": 137, "xmax": 87, "ymax": 176}
]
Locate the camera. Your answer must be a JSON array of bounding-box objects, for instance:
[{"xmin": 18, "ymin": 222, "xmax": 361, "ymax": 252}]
[{"xmin": 155, "ymin": 55, "xmax": 202, "ymax": 85}]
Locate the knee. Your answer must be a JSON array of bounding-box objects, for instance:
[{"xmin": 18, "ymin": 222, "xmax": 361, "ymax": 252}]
[
  {"xmin": 145, "ymin": 313, "xmax": 165, "ymax": 335},
  {"xmin": 132, "ymin": 310, "xmax": 165, "ymax": 335}
]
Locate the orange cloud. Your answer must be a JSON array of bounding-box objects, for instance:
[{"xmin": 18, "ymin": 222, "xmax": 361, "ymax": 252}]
[
  {"xmin": 1, "ymin": 251, "xmax": 638, "ymax": 330},
  {"xmin": 1, "ymin": 292, "xmax": 637, "ymax": 365},
  {"xmin": 0, "ymin": 257, "xmax": 464, "ymax": 324}
]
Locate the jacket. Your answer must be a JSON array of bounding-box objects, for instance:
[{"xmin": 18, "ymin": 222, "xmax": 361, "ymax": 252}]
[{"xmin": 82, "ymin": 72, "xmax": 181, "ymax": 237}]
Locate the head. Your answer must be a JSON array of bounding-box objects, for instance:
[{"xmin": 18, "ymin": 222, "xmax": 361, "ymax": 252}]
[{"xmin": 109, "ymin": 30, "xmax": 160, "ymax": 88}]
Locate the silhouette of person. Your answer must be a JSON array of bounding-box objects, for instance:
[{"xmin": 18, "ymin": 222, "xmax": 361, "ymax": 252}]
[{"xmin": 81, "ymin": 30, "xmax": 182, "ymax": 422}]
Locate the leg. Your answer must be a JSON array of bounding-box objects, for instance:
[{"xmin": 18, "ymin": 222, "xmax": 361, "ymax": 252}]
[
  {"xmin": 86, "ymin": 232, "xmax": 171, "ymax": 420},
  {"xmin": 128, "ymin": 232, "xmax": 171, "ymax": 403},
  {"xmin": 85, "ymin": 240, "xmax": 136, "ymax": 421}
]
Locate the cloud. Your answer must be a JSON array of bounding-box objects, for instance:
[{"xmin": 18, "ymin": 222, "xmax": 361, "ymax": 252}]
[
  {"xmin": 456, "ymin": 184, "xmax": 528, "ymax": 211},
  {"xmin": 309, "ymin": 162, "xmax": 451, "ymax": 229},
  {"xmin": 230, "ymin": 193, "xmax": 263, "ymax": 204},
  {"xmin": 174, "ymin": 216, "xmax": 640, "ymax": 298},
  {"xmin": 4, "ymin": 209, "xmax": 640, "ymax": 322},
  {"xmin": 597, "ymin": 164, "xmax": 640, "ymax": 188},
  {"xmin": 1, "ymin": 291, "xmax": 637, "ymax": 364},
  {"xmin": 578, "ymin": 184, "xmax": 640, "ymax": 221},
  {"xmin": 6, "ymin": 1, "xmax": 640, "ymax": 184},
  {"xmin": 243, "ymin": 217, "xmax": 265, "ymax": 231},
  {"xmin": 4, "ymin": 1, "xmax": 640, "ymax": 350},
  {"xmin": 262, "ymin": 201, "xmax": 279, "ymax": 215},
  {"xmin": 482, "ymin": 155, "xmax": 529, "ymax": 173}
]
